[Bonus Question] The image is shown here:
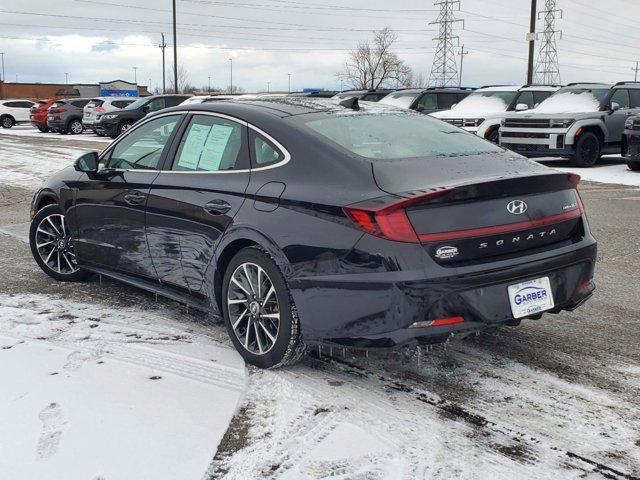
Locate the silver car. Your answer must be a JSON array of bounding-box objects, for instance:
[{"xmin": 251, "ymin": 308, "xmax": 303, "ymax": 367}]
[{"xmin": 83, "ymin": 97, "xmax": 136, "ymax": 134}]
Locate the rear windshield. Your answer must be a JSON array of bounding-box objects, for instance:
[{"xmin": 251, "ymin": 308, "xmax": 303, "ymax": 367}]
[
  {"xmin": 305, "ymin": 112, "xmax": 502, "ymax": 159},
  {"xmin": 533, "ymin": 88, "xmax": 610, "ymax": 113},
  {"xmin": 378, "ymin": 91, "xmax": 421, "ymax": 108}
]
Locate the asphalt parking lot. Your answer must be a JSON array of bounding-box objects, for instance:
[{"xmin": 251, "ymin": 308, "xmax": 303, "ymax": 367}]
[{"xmin": 1, "ymin": 131, "xmax": 639, "ymax": 479}]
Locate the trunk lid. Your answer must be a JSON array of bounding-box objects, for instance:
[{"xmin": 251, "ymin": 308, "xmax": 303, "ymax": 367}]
[{"xmin": 371, "ymin": 153, "xmax": 585, "ymax": 265}]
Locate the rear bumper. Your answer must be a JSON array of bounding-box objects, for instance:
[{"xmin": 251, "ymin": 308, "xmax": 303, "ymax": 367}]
[
  {"xmin": 291, "ymin": 238, "xmax": 597, "ymax": 348},
  {"xmin": 93, "ymin": 121, "xmax": 118, "ymax": 136}
]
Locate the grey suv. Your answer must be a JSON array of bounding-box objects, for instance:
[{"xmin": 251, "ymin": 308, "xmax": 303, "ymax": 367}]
[
  {"xmin": 500, "ymin": 82, "xmax": 640, "ymax": 166},
  {"xmin": 622, "ymin": 115, "xmax": 640, "ymax": 171},
  {"xmin": 47, "ymin": 98, "xmax": 92, "ymax": 135},
  {"xmin": 379, "ymin": 87, "xmax": 475, "ymax": 114}
]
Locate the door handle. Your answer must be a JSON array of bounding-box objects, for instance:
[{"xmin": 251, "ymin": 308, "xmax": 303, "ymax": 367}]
[
  {"xmin": 124, "ymin": 190, "xmax": 146, "ymax": 205},
  {"xmin": 203, "ymin": 199, "xmax": 232, "ymax": 215}
]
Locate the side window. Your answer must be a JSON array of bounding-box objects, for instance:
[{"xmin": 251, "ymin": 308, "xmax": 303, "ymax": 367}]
[
  {"xmin": 438, "ymin": 93, "xmax": 458, "ymax": 109},
  {"xmin": 4, "ymin": 101, "xmax": 23, "ymax": 108},
  {"xmin": 172, "ymin": 115, "xmax": 247, "ymax": 172},
  {"xmin": 610, "ymin": 89, "xmax": 630, "ymax": 109},
  {"xmin": 113, "ymin": 100, "xmax": 133, "ymax": 109},
  {"xmin": 165, "ymin": 97, "xmax": 186, "ymax": 107},
  {"xmin": 417, "ymin": 94, "xmax": 437, "ymax": 110},
  {"xmin": 71, "ymin": 100, "xmax": 90, "ymax": 108},
  {"xmin": 533, "ymin": 91, "xmax": 552, "ymax": 107},
  {"xmin": 252, "ymin": 133, "xmax": 284, "ymax": 167},
  {"xmin": 458, "ymin": 92, "xmax": 471, "ymax": 102},
  {"xmin": 516, "ymin": 91, "xmax": 535, "ymax": 109},
  {"xmin": 146, "ymin": 98, "xmax": 166, "ymax": 112},
  {"xmin": 106, "ymin": 115, "xmax": 180, "ymax": 170},
  {"xmin": 629, "ymin": 90, "xmax": 640, "ymax": 108}
]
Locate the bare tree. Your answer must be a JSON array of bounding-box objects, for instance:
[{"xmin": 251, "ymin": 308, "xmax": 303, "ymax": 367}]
[
  {"xmin": 412, "ymin": 71, "xmax": 429, "ymax": 88},
  {"xmin": 168, "ymin": 64, "xmax": 190, "ymax": 93},
  {"xmin": 339, "ymin": 28, "xmax": 412, "ymax": 90},
  {"xmin": 225, "ymin": 85, "xmax": 246, "ymax": 94}
]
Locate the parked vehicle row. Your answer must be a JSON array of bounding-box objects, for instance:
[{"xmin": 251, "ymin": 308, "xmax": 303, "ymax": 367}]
[{"xmin": 28, "ymin": 96, "xmax": 597, "ymax": 368}]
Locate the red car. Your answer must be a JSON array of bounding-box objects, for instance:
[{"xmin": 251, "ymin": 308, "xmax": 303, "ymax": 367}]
[{"xmin": 30, "ymin": 100, "xmax": 55, "ymax": 132}]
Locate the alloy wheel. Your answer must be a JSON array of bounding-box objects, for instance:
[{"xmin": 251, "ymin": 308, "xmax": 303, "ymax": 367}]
[
  {"xmin": 581, "ymin": 136, "xmax": 598, "ymax": 164},
  {"xmin": 1, "ymin": 117, "xmax": 13, "ymax": 128},
  {"xmin": 34, "ymin": 214, "xmax": 78, "ymax": 275},
  {"xmin": 70, "ymin": 121, "xmax": 83, "ymax": 134},
  {"xmin": 227, "ymin": 262, "xmax": 280, "ymax": 355}
]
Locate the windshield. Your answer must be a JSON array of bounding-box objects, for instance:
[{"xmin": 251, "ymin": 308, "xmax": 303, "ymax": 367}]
[
  {"xmin": 305, "ymin": 112, "xmax": 502, "ymax": 159},
  {"xmin": 533, "ymin": 88, "xmax": 610, "ymax": 113},
  {"xmin": 125, "ymin": 98, "xmax": 149, "ymax": 110},
  {"xmin": 378, "ymin": 91, "xmax": 421, "ymax": 109},
  {"xmin": 450, "ymin": 91, "xmax": 517, "ymax": 114}
]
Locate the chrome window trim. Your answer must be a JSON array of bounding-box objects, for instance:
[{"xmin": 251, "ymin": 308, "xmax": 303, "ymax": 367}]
[{"xmin": 99, "ymin": 110, "xmax": 291, "ymax": 174}]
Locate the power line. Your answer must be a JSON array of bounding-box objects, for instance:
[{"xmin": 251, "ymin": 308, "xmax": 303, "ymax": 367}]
[{"xmin": 428, "ymin": 0, "xmax": 463, "ymax": 87}]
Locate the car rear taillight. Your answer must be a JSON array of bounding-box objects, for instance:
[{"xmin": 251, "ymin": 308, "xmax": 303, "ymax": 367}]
[
  {"xmin": 49, "ymin": 108, "xmax": 67, "ymax": 114},
  {"xmin": 94, "ymin": 106, "xmax": 105, "ymax": 112},
  {"xmin": 343, "ymin": 188, "xmax": 454, "ymax": 243},
  {"xmin": 568, "ymin": 172, "xmax": 581, "ymax": 187}
]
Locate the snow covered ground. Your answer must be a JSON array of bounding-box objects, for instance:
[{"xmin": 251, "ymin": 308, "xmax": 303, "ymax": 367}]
[
  {"xmin": 541, "ymin": 156, "xmax": 640, "ymax": 189},
  {"xmin": 0, "ymin": 293, "xmax": 246, "ymax": 480},
  {"xmin": 0, "ymin": 125, "xmax": 111, "ymax": 144}
]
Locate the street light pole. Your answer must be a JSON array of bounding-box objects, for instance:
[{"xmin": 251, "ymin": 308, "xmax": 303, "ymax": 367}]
[
  {"xmin": 288, "ymin": 73, "xmax": 291, "ymax": 93},
  {"xmin": 229, "ymin": 58, "xmax": 233, "ymax": 93},
  {"xmin": 0, "ymin": 53, "xmax": 4, "ymax": 84},
  {"xmin": 172, "ymin": 0, "xmax": 178, "ymax": 94},
  {"xmin": 133, "ymin": 66, "xmax": 138, "ymax": 84},
  {"xmin": 159, "ymin": 33, "xmax": 167, "ymax": 94},
  {"xmin": 267, "ymin": 81, "xmax": 270, "ymax": 93},
  {"xmin": 65, "ymin": 73, "xmax": 69, "ymax": 84},
  {"xmin": 208, "ymin": 76, "xmax": 211, "ymax": 93}
]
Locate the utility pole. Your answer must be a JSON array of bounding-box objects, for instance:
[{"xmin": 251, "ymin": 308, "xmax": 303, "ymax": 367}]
[
  {"xmin": 633, "ymin": 61, "xmax": 639, "ymax": 82},
  {"xmin": 267, "ymin": 81, "xmax": 271, "ymax": 93},
  {"xmin": 208, "ymin": 76, "xmax": 211, "ymax": 93},
  {"xmin": 288, "ymin": 73, "xmax": 291, "ymax": 93},
  {"xmin": 458, "ymin": 44, "xmax": 469, "ymax": 87},
  {"xmin": 133, "ymin": 66, "xmax": 138, "ymax": 84},
  {"xmin": 229, "ymin": 58, "xmax": 233, "ymax": 93},
  {"xmin": 534, "ymin": 0, "xmax": 562, "ymax": 85},
  {"xmin": 172, "ymin": 0, "xmax": 178, "ymax": 94},
  {"xmin": 527, "ymin": 0, "xmax": 537, "ymax": 84},
  {"xmin": 159, "ymin": 33, "xmax": 167, "ymax": 94},
  {"xmin": 65, "ymin": 73, "xmax": 69, "ymax": 84},
  {"xmin": 428, "ymin": 0, "xmax": 464, "ymax": 87}
]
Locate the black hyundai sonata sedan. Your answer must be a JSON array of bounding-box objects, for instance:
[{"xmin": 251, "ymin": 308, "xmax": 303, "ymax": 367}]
[{"xmin": 29, "ymin": 97, "xmax": 597, "ymax": 368}]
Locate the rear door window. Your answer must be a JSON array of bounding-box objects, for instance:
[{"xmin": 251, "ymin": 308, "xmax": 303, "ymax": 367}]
[
  {"xmin": 172, "ymin": 114, "xmax": 248, "ymax": 172},
  {"xmin": 165, "ymin": 97, "xmax": 187, "ymax": 107},
  {"xmin": 71, "ymin": 100, "xmax": 90, "ymax": 108},
  {"xmin": 437, "ymin": 93, "xmax": 458, "ymax": 109},
  {"xmin": 5, "ymin": 101, "xmax": 33, "ymax": 108},
  {"xmin": 112, "ymin": 100, "xmax": 133, "ymax": 109},
  {"xmin": 417, "ymin": 93, "xmax": 437, "ymax": 110},
  {"xmin": 146, "ymin": 98, "xmax": 166, "ymax": 112}
]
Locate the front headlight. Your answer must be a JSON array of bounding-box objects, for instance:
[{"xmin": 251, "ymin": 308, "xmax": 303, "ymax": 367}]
[
  {"xmin": 625, "ymin": 117, "xmax": 640, "ymax": 130},
  {"xmin": 463, "ymin": 118, "xmax": 485, "ymax": 127},
  {"xmin": 103, "ymin": 114, "xmax": 118, "ymax": 120},
  {"xmin": 550, "ymin": 119, "xmax": 575, "ymax": 128}
]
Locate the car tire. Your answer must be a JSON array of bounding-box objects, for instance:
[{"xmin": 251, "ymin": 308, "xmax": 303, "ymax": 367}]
[
  {"xmin": 68, "ymin": 119, "xmax": 84, "ymax": 135},
  {"xmin": 222, "ymin": 247, "xmax": 305, "ymax": 369},
  {"xmin": 628, "ymin": 159, "xmax": 640, "ymax": 171},
  {"xmin": 1, "ymin": 115, "xmax": 15, "ymax": 128},
  {"xmin": 570, "ymin": 132, "xmax": 601, "ymax": 167},
  {"xmin": 29, "ymin": 204, "xmax": 91, "ymax": 282},
  {"xmin": 37, "ymin": 125, "xmax": 49, "ymax": 133},
  {"xmin": 117, "ymin": 121, "xmax": 133, "ymax": 136}
]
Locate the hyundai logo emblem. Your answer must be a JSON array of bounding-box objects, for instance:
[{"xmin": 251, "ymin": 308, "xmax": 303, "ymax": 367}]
[{"xmin": 507, "ymin": 200, "xmax": 528, "ymax": 215}]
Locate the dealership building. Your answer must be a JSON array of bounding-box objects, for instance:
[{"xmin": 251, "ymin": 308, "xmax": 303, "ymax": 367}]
[{"xmin": 0, "ymin": 80, "xmax": 150, "ymax": 100}]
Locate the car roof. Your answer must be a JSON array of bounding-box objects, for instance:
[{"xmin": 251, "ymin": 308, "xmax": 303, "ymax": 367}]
[
  {"xmin": 476, "ymin": 85, "xmax": 522, "ymax": 92},
  {"xmin": 519, "ymin": 85, "xmax": 561, "ymax": 92},
  {"xmin": 164, "ymin": 96, "xmax": 407, "ymax": 120}
]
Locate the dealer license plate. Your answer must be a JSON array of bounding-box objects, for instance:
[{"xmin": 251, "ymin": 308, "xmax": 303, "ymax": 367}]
[{"xmin": 508, "ymin": 276, "xmax": 554, "ymax": 319}]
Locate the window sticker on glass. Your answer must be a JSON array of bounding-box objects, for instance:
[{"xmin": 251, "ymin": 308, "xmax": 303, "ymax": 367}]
[
  {"xmin": 177, "ymin": 122, "xmax": 235, "ymax": 171},
  {"xmin": 200, "ymin": 124, "xmax": 235, "ymax": 171}
]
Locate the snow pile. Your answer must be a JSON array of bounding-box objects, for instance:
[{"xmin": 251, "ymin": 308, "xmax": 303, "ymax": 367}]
[
  {"xmin": 0, "ymin": 294, "xmax": 246, "ymax": 480},
  {"xmin": 533, "ymin": 91, "xmax": 601, "ymax": 113}
]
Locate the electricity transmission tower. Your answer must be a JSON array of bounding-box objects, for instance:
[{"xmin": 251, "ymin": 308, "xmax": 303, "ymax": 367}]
[
  {"xmin": 534, "ymin": 0, "xmax": 562, "ymax": 85},
  {"xmin": 428, "ymin": 0, "xmax": 463, "ymax": 87}
]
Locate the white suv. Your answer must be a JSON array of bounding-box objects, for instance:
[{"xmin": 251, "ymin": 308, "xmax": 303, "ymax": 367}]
[
  {"xmin": 430, "ymin": 85, "xmax": 559, "ymax": 142},
  {"xmin": 83, "ymin": 97, "xmax": 136, "ymax": 134},
  {"xmin": 0, "ymin": 99, "xmax": 36, "ymax": 128}
]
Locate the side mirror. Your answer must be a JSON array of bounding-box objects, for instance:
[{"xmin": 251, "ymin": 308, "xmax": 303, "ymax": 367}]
[
  {"xmin": 610, "ymin": 102, "xmax": 620, "ymax": 112},
  {"xmin": 141, "ymin": 105, "xmax": 150, "ymax": 113},
  {"xmin": 74, "ymin": 152, "xmax": 99, "ymax": 173},
  {"xmin": 415, "ymin": 105, "xmax": 425, "ymax": 112},
  {"xmin": 515, "ymin": 103, "xmax": 529, "ymax": 111}
]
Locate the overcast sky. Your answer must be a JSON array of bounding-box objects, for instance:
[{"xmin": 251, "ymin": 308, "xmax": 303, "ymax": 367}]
[{"xmin": 0, "ymin": 0, "xmax": 638, "ymax": 92}]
